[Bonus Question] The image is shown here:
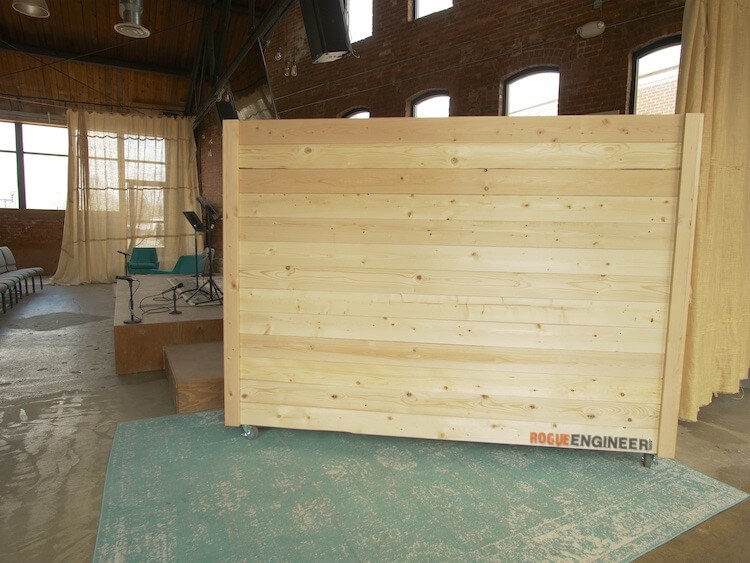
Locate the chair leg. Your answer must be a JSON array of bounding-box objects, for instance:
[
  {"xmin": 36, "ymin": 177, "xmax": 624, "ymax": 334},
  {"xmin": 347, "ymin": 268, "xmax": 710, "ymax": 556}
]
[
  {"xmin": 40, "ymin": 275, "xmax": 44, "ymax": 290},
  {"xmin": 1, "ymin": 292, "xmax": 5, "ymax": 313},
  {"xmin": 24, "ymin": 278, "xmax": 29, "ymax": 296},
  {"xmin": 31, "ymin": 276, "xmax": 36, "ymax": 293}
]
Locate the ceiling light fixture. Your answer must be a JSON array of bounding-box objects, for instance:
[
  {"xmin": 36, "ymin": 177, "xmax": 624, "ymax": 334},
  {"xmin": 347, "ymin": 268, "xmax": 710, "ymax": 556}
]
[
  {"xmin": 115, "ymin": 0, "xmax": 151, "ymax": 39},
  {"xmin": 576, "ymin": 20, "xmax": 606, "ymax": 39},
  {"xmin": 12, "ymin": 0, "xmax": 50, "ymax": 18}
]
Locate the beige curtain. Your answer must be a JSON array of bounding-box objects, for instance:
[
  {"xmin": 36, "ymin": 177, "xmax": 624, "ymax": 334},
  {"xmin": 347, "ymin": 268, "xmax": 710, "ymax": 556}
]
[
  {"xmin": 52, "ymin": 110, "xmax": 200, "ymax": 285},
  {"xmin": 676, "ymin": 0, "xmax": 750, "ymax": 420}
]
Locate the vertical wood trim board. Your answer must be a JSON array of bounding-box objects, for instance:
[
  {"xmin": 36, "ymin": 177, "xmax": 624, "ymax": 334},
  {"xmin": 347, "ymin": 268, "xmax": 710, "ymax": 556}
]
[
  {"xmin": 222, "ymin": 120, "xmax": 241, "ymax": 426},
  {"xmin": 223, "ymin": 115, "xmax": 702, "ymax": 458}
]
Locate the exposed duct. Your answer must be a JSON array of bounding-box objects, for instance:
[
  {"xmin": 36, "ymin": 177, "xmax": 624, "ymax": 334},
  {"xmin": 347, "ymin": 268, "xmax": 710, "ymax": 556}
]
[{"xmin": 114, "ymin": 0, "xmax": 151, "ymax": 39}]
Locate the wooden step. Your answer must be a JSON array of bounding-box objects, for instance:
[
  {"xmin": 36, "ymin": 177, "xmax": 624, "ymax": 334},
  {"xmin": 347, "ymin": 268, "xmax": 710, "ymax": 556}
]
[{"xmin": 164, "ymin": 341, "xmax": 223, "ymax": 414}]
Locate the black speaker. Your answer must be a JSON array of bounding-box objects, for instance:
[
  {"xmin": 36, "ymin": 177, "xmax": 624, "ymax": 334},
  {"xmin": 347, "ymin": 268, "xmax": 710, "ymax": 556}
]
[
  {"xmin": 299, "ymin": 0, "xmax": 353, "ymax": 64},
  {"xmin": 215, "ymin": 100, "xmax": 238, "ymax": 121}
]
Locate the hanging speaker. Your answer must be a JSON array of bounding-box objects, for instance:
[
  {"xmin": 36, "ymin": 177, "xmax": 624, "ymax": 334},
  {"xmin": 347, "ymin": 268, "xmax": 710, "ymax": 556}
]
[{"xmin": 299, "ymin": 0, "xmax": 353, "ymax": 64}]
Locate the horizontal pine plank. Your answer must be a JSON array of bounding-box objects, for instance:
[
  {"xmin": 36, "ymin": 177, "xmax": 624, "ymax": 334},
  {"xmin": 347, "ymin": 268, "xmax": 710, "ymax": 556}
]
[
  {"xmin": 239, "ymin": 380, "xmax": 659, "ymax": 428},
  {"xmin": 239, "ymin": 312, "xmax": 667, "ymax": 353},
  {"xmin": 238, "ymin": 168, "xmax": 680, "ymax": 197},
  {"xmin": 240, "ymin": 335, "xmax": 665, "ymax": 378},
  {"xmin": 240, "ymin": 218, "xmax": 675, "ymax": 250},
  {"xmin": 239, "ymin": 289, "xmax": 666, "ymax": 328},
  {"xmin": 239, "ymin": 142, "xmax": 682, "ymax": 170},
  {"xmin": 240, "ymin": 357, "xmax": 662, "ymax": 403},
  {"xmin": 238, "ymin": 241, "xmax": 673, "ymax": 277},
  {"xmin": 240, "ymin": 403, "xmax": 657, "ymax": 452},
  {"xmin": 239, "ymin": 267, "xmax": 670, "ymax": 302},
  {"xmin": 239, "ymin": 193, "xmax": 676, "ymax": 224},
  {"xmin": 238, "ymin": 115, "xmax": 682, "ymax": 145}
]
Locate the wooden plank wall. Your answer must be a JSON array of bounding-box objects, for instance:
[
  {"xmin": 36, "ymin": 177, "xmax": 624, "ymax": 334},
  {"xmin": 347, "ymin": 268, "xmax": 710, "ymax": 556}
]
[{"xmin": 224, "ymin": 115, "xmax": 702, "ymax": 458}]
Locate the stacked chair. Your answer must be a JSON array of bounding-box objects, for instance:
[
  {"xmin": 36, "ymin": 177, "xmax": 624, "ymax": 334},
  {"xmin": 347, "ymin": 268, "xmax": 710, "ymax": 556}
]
[{"xmin": 0, "ymin": 246, "xmax": 44, "ymax": 313}]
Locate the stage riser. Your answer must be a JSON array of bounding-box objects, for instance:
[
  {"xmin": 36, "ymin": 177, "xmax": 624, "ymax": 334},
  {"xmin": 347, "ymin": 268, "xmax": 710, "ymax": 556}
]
[
  {"xmin": 114, "ymin": 320, "xmax": 222, "ymax": 374},
  {"xmin": 164, "ymin": 342, "xmax": 224, "ymax": 413}
]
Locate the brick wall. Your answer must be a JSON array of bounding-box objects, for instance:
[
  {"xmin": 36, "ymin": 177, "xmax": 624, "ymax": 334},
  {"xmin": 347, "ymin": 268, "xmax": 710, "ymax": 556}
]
[
  {"xmin": 0, "ymin": 209, "xmax": 65, "ymax": 274},
  {"xmin": 263, "ymin": 0, "xmax": 684, "ymax": 117},
  {"xmin": 636, "ymin": 78, "xmax": 678, "ymax": 114}
]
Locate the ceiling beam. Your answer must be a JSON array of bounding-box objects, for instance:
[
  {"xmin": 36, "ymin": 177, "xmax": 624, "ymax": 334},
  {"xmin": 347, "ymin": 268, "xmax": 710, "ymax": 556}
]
[
  {"xmin": 0, "ymin": 43, "xmax": 190, "ymax": 78},
  {"xmin": 193, "ymin": 0, "xmax": 296, "ymax": 120}
]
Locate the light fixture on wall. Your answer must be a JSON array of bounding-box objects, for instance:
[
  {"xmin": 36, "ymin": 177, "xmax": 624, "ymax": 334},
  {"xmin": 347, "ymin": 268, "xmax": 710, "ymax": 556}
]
[
  {"xmin": 284, "ymin": 60, "xmax": 291, "ymax": 77},
  {"xmin": 576, "ymin": 20, "xmax": 606, "ymax": 39},
  {"xmin": 290, "ymin": 60, "xmax": 298, "ymax": 77},
  {"xmin": 275, "ymin": 47, "xmax": 283, "ymax": 61},
  {"xmin": 115, "ymin": 0, "xmax": 151, "ymax": 39},
  {"xmin": 12, "ymin": 0, "xmax": 50, "ymax": 18}
]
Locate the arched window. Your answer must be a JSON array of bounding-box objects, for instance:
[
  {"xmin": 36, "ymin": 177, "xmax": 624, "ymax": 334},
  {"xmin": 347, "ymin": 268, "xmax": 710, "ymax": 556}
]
[
  {"xmin": 631, "ymin": 36, "xmax": 681, "ymax": 115},
  {"xmin": 504, "ymin": 68, "xmax": 560, "ymax": 116},
  {"xmin": 414, "ymin": 0, "xmax": 453, "ymax": 19},
  {"xmin": 346, "ymin": 0, "xmax": 373, "ymax": 43},
  {"xmin": 410, "ymin": 92, "xmax": 450, "ymax": 118},
  {"xmin": 342, "ymin": 108, "xmax": 370, "ymax": 119}
]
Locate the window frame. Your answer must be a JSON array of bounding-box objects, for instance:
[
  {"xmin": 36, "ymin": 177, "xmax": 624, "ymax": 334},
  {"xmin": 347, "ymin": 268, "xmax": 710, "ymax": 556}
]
[
  {"xmin": 341, "ymin": 107, "xmax": 371, "ymax": 119},
  {"xmin": 503, "ymin": 66, "xmax": 560, "ymax": 117},
  {"xmin": 629, "ymin": 34, "xmax": 682, "ymax": 115},
  {"xmin": 409, "ymin": 90, "xmax": 450, "ymax": 118},
  {"xmin": 0, "ymin": 121, "xmax": 68, "ymax": 210}
]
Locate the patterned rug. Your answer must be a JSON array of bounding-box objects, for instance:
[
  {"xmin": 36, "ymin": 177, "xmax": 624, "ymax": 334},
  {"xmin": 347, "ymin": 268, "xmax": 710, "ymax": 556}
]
[{"xmin": 94, "ymin": 410, "xmax": 747, "ymax": 562}]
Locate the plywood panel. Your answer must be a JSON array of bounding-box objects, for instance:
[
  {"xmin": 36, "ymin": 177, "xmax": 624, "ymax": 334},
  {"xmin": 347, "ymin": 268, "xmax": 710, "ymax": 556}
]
[
  {"xmin": 239, "ymin": 142, "xmax": 681, "ymax": 170},
  {"xmin": 239, "ymin": 290, "xmax": 667, "ymax": 328},
  {"xmin": 239, "ymin": 403, "xmax": 657, "ymax": 453},
  {"xmin": 239, "ymin": 193, "xmax": 676, "ymax": 223},
  {"xmin": 238, "ymin": 115, "xmax": 683, "ymax": 145},
  {"xmin": 224, "ymin": 114, "xmax": 702, "ymax": 460},
  {"xmin": 240, "ymin": 335, "xmax": 666, "ymax": 378},
  {"xmin": 240, "ymin": 218, "xmax": 675, "ymax": 250},
  {"xmin": 239, "ymin": 168, "xmax": 680, "ymax": 196},
  {"xmin": 240, "ymin": 358, "xmax": 662, "ymax": 403},
  {"xmin": 239, "ymin": 268, "xmax": 670, "ymax": 302},
  {"xmin": 238, "ymin": 241, "xmax": 673, "ymax": 276}
]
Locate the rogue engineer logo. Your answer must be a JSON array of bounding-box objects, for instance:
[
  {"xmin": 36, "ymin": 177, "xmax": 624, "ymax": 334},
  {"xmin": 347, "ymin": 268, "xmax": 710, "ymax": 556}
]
[{"xmin": 529, "ymin": 431, "xmax": 653, "ymax": 452}]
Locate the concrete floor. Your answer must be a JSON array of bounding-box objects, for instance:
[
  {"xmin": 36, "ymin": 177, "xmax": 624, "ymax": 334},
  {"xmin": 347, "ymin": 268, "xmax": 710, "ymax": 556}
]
[{"xmin": 0, "ymin": 283, "xmax": 747, "ymax": 561}]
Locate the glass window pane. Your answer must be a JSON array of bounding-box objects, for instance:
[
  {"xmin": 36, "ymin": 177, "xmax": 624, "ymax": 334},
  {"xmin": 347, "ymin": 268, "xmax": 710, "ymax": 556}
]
[
  {"xmin": 0, "ymin": 122, "xmax": 16, "ymax": 151},
  {"xmin": 347, "ymin": 110, "xmax": 370, "ymax": 119},
  {"xmin": 634, "ymin": 44, "xmax": 681, "ymax": 115},
  {"xmin": 415, "ymin": 0, "xmax": 452, "ymax": 18},
  {"xmin": 506, "ymin": 72, "xmax": 559, "ymax": 116},
  {"xmin": 24, "ymin": 154, "xmax": 68, "ymax": 210},
  {"xmin": 22, "ymin": 124, "xmax": 68, "ymax": 155},
  {"xmin": 413, "ymin": 95, "xmax": 450, "ymax": 118},
  {"xmin": 0, "ymin": 152, "xmax": 19, "ymax": 208},
  {"xmin": 348, "ymin": 0, "xmax": 373, "ymax": 43}
]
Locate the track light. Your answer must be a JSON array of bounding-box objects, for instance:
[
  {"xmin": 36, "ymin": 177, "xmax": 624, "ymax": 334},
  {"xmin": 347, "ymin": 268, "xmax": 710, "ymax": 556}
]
[{"xmin": 12, "ymin": 0, "xmax": 50, "ymax": 18}]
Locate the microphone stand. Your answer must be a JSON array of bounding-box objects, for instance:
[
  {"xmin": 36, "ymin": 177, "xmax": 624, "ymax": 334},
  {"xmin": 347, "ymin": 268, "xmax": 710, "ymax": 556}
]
[
  {"xmin": 169, "ymin": 285, "xmax": 182, "ymax": 315},
  {"xmin": 117, "ymin": 250, "xmax": 130, "ymax": 276},
  {"xmin": 117, "ymin": 276, "xmax": 141, "ymax": 325}
]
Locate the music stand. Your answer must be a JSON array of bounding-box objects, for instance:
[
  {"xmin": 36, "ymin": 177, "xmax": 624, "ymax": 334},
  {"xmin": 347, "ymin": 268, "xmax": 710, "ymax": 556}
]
[
  {"xmin": 183, "ymin": 211, "xmax": 204, "ymax": 292},
  {"xmin": 186, "ymin": 197, "xmax": 223, "ymax": 304}
]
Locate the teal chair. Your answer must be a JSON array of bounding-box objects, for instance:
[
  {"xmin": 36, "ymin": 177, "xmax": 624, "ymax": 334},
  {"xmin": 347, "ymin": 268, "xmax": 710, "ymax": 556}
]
[
  {"xmin": 128, "ymin": 247, "xmax": 159, "ymax": 274},
  {"xmin": 153, "ymin": 255, "xmax": 200, "ymax": 275}
]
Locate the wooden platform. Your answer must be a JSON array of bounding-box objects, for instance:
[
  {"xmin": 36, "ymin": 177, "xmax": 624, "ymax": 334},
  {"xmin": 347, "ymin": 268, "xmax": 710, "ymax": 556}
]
[
  {"xmin": 113, "ymin": 275, "xmax": 223, "ymax": 374},
  {"xmin": 164, "ymin": 341, "xmax": 224, "ymax": 413}
]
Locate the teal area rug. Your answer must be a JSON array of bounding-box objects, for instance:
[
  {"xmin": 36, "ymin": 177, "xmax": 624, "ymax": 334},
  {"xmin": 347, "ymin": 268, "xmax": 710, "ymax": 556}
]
[{"xmin": 95, "ymin": 410, "xmax": 747, "ymax": 562}]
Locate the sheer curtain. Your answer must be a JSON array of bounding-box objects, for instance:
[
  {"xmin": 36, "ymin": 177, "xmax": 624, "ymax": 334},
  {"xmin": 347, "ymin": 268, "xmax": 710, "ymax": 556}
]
[
  {"xmin": 676, "ymin": 0, "xmax": 750, "ymax": 420},
  {"xmin": 52, "ymin": 110, "xmax": 200, "ymax": 285}
]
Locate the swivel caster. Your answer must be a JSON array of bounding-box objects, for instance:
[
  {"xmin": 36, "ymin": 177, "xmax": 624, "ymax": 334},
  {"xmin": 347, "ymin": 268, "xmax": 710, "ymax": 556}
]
[
  {"xmin": 642, "ymin": 453, "xmax": 655, "ymax": 468},
  {"xmin": 241, "ymin": 425, "xmax": 259, "ymax": 440}
]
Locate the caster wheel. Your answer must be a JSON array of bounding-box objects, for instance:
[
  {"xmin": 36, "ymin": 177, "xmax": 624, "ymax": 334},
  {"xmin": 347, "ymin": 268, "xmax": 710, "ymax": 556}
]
[
  {"xmin": 642, "ymin": 453, "xmax": 654, "ymax": 468},
  {"xmin": 241, "ymin": 425, "xmax": 259, "ymax": 440}
]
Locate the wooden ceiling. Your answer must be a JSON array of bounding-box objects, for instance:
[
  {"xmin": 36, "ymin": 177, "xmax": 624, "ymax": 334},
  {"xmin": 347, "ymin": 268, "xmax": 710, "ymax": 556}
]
[{"xmin": 0, "ymin": 0, "xmax": 272, "ymax": 117}]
